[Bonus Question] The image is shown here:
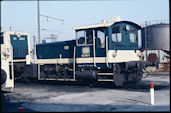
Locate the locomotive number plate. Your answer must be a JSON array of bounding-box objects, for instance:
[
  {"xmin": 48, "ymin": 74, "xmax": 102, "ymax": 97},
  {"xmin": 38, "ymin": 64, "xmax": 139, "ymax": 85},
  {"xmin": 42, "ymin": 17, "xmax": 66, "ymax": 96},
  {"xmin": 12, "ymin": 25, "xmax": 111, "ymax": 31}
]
[{"xmin": 81, "ymin": 47, "xmax": 90, "ymax": 57}]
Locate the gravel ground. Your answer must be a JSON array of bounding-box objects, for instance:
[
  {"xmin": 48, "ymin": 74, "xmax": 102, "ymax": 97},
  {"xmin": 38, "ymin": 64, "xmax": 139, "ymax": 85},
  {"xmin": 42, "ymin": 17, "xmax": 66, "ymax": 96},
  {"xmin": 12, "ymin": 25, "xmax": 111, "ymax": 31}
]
[{"xmin": 1, "ymin": 73, "xmax": 170, "ymax": 112}]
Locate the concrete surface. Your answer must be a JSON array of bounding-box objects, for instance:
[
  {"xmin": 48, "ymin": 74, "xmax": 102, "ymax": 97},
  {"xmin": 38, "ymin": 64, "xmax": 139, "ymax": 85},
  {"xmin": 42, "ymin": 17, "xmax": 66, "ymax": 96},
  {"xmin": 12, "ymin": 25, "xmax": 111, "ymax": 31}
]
[{"xmin": 1, "ymin": 73, "xmax": 170, "ymax": 112}]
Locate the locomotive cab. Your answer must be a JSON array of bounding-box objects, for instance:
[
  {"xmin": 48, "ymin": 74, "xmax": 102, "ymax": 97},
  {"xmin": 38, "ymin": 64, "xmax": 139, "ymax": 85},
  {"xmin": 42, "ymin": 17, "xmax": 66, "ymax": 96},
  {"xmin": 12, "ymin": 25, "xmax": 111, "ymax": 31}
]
[
  {"xmin": 1, "ymin": 31, "xmax": 14, "ymax": 91},
  {"xmin": 34, "ymin": 19, "xmax": 151, "ymax": 86},
  {"xmin": 74, "ymin": 21, "xmax": 145, "ymax": 86},
  {"xmin": 2, "ymin": 31, "xmax": 32, "ymax": 79},
  {"xmin": 108, "ymin": 21, "xmax": 143, "ymax": 64}
]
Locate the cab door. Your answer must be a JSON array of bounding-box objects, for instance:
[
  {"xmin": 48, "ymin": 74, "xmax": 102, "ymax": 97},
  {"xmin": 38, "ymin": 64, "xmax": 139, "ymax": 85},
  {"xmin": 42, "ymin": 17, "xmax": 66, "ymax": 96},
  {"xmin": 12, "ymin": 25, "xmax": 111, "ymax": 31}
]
[
  {"xmin": 75, "ymin": 29, "xmax": 94, "ymax": 70},
  {"xmin": 94, "ymin": 28, "xmax": 106, "ymax": 68}
]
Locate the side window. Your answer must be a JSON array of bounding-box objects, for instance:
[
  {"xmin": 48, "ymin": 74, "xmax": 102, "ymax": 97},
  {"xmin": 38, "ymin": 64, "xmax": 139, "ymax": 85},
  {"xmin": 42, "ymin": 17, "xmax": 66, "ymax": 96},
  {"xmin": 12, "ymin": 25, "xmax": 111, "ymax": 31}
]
[
  {"xmin": 76, "ymin": 29, "xmax": 93, "ymax": 45},
  {"xmin": 77, "ymin": 30, "xmax": 85, "ymax": 45},
  {"xmin": 97, "ymin": 30, "xmax": 105, "ymax": 48},
  {"xmin": 86, "ymin": 29, "xmax": 93, "ymax": 44},
  {"xmin": 0, "ymin": 36, "xmax": 3, "ymax": 44},
  {"xmin": 130, "ymin": 30, "xmax": 137, "ymax": 43},
  {"xmin": 1, "ymin": 32, "xmax": 3, "ymax": 44},
  {"xmin": 112, "ymin": 26, "xmax": 122, "ymax": 42}
]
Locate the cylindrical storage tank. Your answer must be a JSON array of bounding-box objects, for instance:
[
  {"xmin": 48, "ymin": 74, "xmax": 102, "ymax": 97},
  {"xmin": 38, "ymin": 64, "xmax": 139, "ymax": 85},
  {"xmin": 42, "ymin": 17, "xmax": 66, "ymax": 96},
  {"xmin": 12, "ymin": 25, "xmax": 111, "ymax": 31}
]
[
  {"xmin": 141, "ymin": 23, "xmax": 170, "ymax": 72},
  {"xmin": 143, "ymin": 23, "xmax": 170, "ymax": 51}
]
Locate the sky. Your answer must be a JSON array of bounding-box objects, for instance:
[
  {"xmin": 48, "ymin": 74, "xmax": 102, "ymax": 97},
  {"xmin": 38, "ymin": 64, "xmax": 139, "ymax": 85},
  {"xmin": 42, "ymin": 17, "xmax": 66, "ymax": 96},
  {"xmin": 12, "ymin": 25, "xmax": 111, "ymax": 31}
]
[{"xmin": 1, "ymin": 0, "xmax": 169, "ymax": 48}]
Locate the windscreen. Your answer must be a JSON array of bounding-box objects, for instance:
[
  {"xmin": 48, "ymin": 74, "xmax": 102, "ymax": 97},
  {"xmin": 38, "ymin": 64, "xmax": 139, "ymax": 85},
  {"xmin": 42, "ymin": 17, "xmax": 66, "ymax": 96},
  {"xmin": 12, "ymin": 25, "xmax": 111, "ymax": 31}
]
[
  {"xmin": 10, "ymin": 35, "xmax": 28, "ymax": 59},
  {"xmin": 1, "ymin": 32, "xmax": 3, "ymax": 44}
]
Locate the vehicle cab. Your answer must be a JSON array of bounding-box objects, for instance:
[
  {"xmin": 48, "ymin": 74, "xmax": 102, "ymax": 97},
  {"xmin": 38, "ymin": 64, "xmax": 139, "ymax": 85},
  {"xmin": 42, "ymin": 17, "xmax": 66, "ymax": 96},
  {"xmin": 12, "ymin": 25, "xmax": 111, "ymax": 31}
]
[
  {"xmin": 73, "ymin": 20, "xmax": 143, "ymax": 69},
  {"xmin": 1, "ymin": 30, "xmax": 14, "ymax": 91},
  {"xmin": 73, "ymin": 19, "xmax": 145, "ymax": 85}
]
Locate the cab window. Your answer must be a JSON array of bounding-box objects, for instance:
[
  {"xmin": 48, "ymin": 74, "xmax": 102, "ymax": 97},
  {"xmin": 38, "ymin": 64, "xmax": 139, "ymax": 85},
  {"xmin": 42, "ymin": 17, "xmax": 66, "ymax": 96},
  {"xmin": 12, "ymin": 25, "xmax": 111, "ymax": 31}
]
[
  {"xmin": 86, "ymin": 29, "xmax": 93, "ymax": 44},
  {"xmin": 76, "ymin": 29, "xmax": 93, "ymax": 45},
  {"xmin": 130, "ymin": 30, "xmax": 137, "ymax": 43},
  {"xmin": 97, "ymin": 30, "xmax": 105, "ymax": 48},
  {"xmin": 112, "ymin": 26, "xmax": 122, "ymax": 42},
  {"xmin": 1, "ymin": 36, "xmax": 3, "ymax": 44},
  {"xmin": 77, "ymin": 30, "xmax": 85, "ymax": 45}
]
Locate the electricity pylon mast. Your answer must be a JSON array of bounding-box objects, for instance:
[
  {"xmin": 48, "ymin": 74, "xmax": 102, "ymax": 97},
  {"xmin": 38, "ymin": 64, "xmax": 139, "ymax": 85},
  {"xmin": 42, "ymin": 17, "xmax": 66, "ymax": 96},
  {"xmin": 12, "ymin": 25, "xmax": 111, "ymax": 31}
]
[{"xmin": 37, "ymin": 0, "xmax": 64, "ymax": 44}]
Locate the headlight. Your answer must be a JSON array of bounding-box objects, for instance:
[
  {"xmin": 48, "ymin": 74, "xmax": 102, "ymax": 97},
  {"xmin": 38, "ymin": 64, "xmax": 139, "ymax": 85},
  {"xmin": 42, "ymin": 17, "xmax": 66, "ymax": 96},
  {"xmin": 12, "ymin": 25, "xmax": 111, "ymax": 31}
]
[
  {"xmin": 2, "ymin": 47, "xmax": 11, "ymax": 58},
  {"xmin": 112, "ymin": 51, "xmax": 117, "ymax": 57},
  {"xmin": 5, "ymin": 48, "xmax": 11, "ymax": 56}
]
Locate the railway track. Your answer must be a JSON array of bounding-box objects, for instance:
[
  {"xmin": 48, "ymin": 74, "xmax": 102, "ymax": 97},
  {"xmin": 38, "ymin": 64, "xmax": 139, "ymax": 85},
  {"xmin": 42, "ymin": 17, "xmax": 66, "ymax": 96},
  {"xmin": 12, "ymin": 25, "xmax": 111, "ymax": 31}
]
[
  {"xmin": 13, "ymin": 74, "xmax": 169, "ymax": 91},
  {"xmin": 1, "ymin": 73, "xmax": 169, "ymax": 112}
]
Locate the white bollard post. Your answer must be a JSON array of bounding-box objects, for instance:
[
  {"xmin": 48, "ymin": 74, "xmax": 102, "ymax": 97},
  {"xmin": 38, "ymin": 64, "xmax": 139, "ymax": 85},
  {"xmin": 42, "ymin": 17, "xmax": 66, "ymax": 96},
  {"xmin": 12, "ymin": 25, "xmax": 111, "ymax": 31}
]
[{"xmin": 150, "ymin": 82, "xmax": 154, "ymax": 105}]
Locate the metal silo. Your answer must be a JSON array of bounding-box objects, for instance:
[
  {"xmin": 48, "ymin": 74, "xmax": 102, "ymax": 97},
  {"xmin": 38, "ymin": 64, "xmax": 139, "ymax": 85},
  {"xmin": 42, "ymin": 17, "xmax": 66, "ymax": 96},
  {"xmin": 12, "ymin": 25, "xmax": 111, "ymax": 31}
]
[
  {"xmin": 141, "ymin": 22, "xmax": 170, "ymax": 72},
  {"xmin": 145, "ymin": 23, "xmax": 170, "ymax": 51}
]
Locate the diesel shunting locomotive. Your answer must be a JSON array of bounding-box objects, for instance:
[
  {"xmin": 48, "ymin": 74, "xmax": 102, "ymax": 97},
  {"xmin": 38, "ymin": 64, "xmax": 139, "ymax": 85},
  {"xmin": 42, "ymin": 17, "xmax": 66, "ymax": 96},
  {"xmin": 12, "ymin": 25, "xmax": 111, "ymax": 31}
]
[
  {"xmin": 1, "ymin": 19, "xmax": 159, "ymax": 86},
  {"xmin": 1, "ymin": 30, "xmax": 14, "ymax": 91}
]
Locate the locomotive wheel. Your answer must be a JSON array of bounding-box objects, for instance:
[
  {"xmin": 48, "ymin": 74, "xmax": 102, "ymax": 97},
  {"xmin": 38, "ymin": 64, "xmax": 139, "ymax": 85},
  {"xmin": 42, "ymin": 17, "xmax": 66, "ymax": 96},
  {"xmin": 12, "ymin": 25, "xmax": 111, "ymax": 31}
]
[
  {"xmin": 113, "ymin": 64, "xmax": 126, "ymax": 86},
  {"xmin": 127, "ymin": 72, "xmax": 140, "ymax": 84},
  {"xmin": 1, "ymin": 69, "xmax": 7, "ymax": 85},
  {"xmin": 134, "ymin": 70, "xmax": 143, "ymax": 83},
  {"xmin": 129, "ymin": 62, "xmax": 143, "ymax": 84},
  {"xmin": 135, "ymin": 62, "xmax": 143, "ymax": 82}
]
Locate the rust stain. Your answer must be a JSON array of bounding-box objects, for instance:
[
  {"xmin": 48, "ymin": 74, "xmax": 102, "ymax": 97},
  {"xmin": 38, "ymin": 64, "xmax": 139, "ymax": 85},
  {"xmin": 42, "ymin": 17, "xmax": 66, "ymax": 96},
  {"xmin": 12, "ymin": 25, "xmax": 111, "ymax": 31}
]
[
  {"xmin": 147, "ymin": 53, "xmax": 158, "ymax": 63},
  {"xmin": 146, "ymin": 63, "xmax": 170, "ymax": 72}
]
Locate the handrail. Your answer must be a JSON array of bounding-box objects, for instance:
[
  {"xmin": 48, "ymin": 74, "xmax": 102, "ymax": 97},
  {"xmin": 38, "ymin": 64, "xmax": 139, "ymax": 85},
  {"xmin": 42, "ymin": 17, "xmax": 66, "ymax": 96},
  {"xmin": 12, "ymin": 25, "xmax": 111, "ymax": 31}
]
[
  {"xmin": 73, "ymin": 46, "xmax": 76, "ymax": 80},
  {"xmin": 93, "ymin": 30, "xmax": 96, "ymax": 67},
  {"xmin": 106, "ymin": 36, "xmax": 109, "ymax": 67}
]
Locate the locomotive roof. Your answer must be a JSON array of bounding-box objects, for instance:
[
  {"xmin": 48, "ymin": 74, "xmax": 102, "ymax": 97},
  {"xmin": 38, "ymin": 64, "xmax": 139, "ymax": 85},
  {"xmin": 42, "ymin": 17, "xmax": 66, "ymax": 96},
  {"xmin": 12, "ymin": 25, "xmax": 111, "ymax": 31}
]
[
  {"xmin": 73, "ymin": 21, "xmax": 141, "ymax": 30},
  {"xmin": 1, "ymin": 31, "xmax": 29, "ymax": 36},
  {"xmin": 113, "ymin": 21, "xmax": 141, "ymax": 29},
  {"xmin": 73, "ymin": 22, "xmax": 113, "ymax": 30}
]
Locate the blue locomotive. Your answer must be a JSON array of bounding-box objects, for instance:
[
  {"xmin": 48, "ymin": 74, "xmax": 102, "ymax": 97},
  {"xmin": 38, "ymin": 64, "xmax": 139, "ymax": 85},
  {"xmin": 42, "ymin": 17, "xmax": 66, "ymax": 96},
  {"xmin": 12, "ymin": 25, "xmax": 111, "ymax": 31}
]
[
  {"xmin": 2, "ymin": 20, "xmax": 157, "ymax": 86},
  {"xmin": 34, "ymin": 20, "xmax": 152, "ymax": 86},
  {"xmin": 0, "ymin": 31, "xmax": 32, "ymax": 79}
]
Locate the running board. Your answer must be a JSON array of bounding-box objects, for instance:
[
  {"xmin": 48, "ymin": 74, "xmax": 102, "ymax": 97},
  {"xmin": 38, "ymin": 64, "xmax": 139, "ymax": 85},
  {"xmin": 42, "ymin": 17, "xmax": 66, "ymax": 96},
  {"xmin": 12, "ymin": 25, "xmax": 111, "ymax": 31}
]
[
  {"xmin": 98, "ymin": 79, "xmax": 113, "ymax": 81},
  {"xmin": 98, "ymin": 73, "xmax": 113, "ymax": 75},
  {"xmin": 39, "ymin": 78, "xmax": 76, "ymax": 81}
]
